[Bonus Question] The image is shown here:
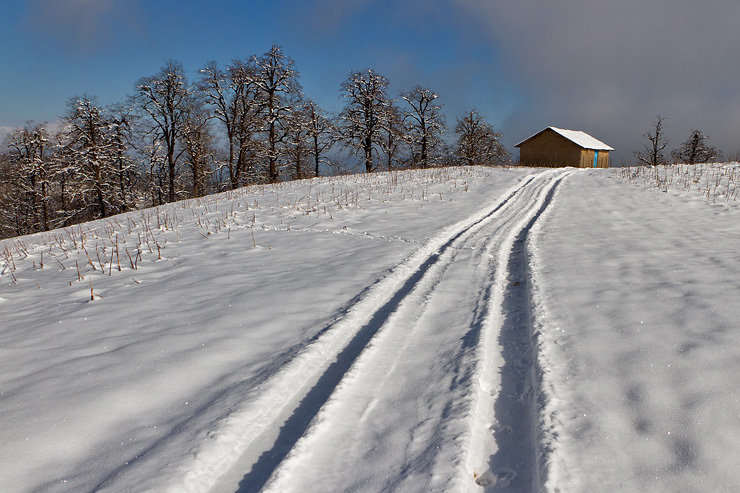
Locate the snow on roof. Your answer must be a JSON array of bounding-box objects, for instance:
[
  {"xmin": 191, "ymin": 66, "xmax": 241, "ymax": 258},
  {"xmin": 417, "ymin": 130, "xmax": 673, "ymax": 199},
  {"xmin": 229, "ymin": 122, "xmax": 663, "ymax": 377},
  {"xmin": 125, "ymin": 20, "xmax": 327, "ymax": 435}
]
[{"xmin": 515, "ymin": 126, "xmax": 614, "ymax": 151}]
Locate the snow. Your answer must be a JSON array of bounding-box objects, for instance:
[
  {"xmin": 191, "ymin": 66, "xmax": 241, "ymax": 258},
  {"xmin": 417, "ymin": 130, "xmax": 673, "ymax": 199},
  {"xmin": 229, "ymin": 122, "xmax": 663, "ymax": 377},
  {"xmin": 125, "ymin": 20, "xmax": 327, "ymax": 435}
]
[
  {"xmin": 2, "ymin": 164, "xmax": 740, "ymax": 492},
  {"xmin": 532, "ymin": 168, "xmax": 740, "ymax": 491},
  {"xmin": 516, "ymin": 126, "xmax": 614, "ymax": 151},
  {"xmin": 548, "ymin": 127, "xmax": 613, "ymax": 150}
]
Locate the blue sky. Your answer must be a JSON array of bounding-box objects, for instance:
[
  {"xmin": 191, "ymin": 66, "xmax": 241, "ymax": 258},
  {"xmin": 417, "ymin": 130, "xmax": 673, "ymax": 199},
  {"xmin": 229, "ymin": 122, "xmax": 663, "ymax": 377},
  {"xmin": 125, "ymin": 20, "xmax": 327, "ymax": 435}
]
[
  {"xmin": 1, "ymin": 1, "xmax": 519, "ymax": 133},
  {"xmin": 4, "ymin": 0, "xmax": 740, "ymax": 164}
]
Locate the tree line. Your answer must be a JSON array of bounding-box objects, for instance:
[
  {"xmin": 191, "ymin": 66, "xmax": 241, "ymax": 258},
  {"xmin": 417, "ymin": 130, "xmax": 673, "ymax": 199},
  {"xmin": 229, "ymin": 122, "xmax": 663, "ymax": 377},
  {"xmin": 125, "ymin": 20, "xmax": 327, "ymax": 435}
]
[
  {"xmin": 0, "ymin": 44, "xmax": 509, "ymax": 239},
  {"xmin": 635, "ymin": 115, "xmax": 720, "ymax": 166}
]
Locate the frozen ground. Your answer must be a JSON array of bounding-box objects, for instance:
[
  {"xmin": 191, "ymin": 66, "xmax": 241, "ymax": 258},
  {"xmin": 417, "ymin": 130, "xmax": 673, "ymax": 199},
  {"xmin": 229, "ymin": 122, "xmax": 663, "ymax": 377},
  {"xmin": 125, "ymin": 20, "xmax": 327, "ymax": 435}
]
[{"xmin": 1, "ymin": 165, "xmax": 740, "ymax": 492}]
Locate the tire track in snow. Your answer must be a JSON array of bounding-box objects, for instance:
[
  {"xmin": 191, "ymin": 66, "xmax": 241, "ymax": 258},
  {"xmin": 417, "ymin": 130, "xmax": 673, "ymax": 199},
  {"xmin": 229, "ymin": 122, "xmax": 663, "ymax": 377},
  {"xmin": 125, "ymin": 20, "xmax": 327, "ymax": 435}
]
[
  {"xmin": 157, "ymin": 172, "xmax": 543, "ymax": 493},
  {"xmin": 255, "ymin": 169, "xmax": 574, "ymax": 492},
  {"xmin": 466, "ymin": 169, "xmax": 573, "ymax": 491}
]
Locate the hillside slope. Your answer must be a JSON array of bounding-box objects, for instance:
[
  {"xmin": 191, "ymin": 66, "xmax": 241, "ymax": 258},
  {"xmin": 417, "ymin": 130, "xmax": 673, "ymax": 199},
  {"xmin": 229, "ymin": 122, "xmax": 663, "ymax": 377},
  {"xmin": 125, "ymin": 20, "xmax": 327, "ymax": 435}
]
[
  {"xmin": 2, "ymin": 166, "xmax": 740, "ymax": 492},
  {"xmin": 533, "ymin": 168, "xmax": 740, "ymax": 492}
]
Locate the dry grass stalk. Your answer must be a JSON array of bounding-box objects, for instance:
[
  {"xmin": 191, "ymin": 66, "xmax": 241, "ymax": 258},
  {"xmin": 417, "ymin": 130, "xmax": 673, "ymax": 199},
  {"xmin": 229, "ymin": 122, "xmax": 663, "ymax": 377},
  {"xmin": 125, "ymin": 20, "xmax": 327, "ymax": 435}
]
[
  {"xmin": 115, "ymin": 236, "xmax": 121, "ymax": 271},
  {"xmin": 126, "ymin": 249, "xmax": 137, "ymax": 270}
]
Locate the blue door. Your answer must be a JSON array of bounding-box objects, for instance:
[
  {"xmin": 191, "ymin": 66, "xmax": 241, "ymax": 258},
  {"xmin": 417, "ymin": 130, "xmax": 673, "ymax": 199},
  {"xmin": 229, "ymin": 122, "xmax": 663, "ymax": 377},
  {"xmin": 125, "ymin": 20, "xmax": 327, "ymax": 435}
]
[{"xmin": 593, "ymin": 150, "xmax": 599, "ymax": 168}]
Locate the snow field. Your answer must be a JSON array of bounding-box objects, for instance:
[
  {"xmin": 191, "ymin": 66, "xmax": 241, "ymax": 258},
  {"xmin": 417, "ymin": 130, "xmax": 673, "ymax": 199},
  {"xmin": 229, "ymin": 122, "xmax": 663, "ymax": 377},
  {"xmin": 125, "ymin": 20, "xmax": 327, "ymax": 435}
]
[
  {"xmin": 614, "ymin": 161, "xmax": 740, "ymax": 204},
  {"xmin": 211, "ymin": 171, "xmax": 563, "ymax": 492},
  {"xmin": 532, "ymin": 168, "xmax": 740, "ymax": 492},
  {"xmin": 5, "ymin": 163, "xmax": 740, "ymax": 492},
  {"xmin": 253, "ymin": 169, "xmax": 574, "ymax": 492},
  {"xmin": 0, "ymin": 166, "xmax": 537, "ymax": 492}
]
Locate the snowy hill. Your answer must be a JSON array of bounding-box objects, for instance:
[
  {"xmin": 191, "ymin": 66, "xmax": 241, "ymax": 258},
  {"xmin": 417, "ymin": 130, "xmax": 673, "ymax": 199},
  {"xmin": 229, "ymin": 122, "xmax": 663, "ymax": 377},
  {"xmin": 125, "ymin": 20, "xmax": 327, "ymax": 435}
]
[{"xmin": 2, "ymin": 165, "xmax": 740, "ymax": 492}]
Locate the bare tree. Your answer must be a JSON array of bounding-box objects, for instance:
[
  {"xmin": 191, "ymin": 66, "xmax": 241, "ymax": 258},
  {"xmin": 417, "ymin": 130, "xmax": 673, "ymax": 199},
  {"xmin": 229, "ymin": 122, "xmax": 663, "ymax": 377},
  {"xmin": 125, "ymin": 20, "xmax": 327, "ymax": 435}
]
[
  {"xmin": 2, "ymin": 123, "xmax": 54, "ymax": 234},
  {"xmin": 107, "ymin": 103, "xmax": 139, "ymax": 211},
  {"xmin": 378, "ymin": 100, "xmax": 407, "ymax": 171},
  {"xmin": 401, "ymin": 85, "xmax": 446, "ymax": 168},
  {"xmin": 135, "ymin": 60, "xmax": 191, "ymax": 202},
  {"xmin": 284, "ymin": 100, "xmax": 311, "ymax": 180},
  {"xmin": 672, "ymin": 129, "xmax": 719, "ymax": 165},
  {"xmin": 453, "ymin": 110, "xmax": 508, "ymax": 166},
  {"xmin": 181, "ymin": 107, "xmax": 214, "ymax": 197},
  {"xmin": 199, "ymin": 59, "xmax": 262, "ymax": 189},
  {"xmin": 140, "ymin": 133, "xmax": 167, "ymax": 207},
  {"xmin": 0, "ymin": 150, "xmax": 13, "ymax": 237},
  {"xmin": 339, "ymin": 69, "xmax": 390, "ymax": 173},
  {"xmin": 59, "ymin": 96, "xmax": 128, "ymax": 219},
  {"xmin": 253, "ymin": 44, "xmax": 302, "ymax": 182},
  {"xmin": 635, "ymin": 115, "xmax": 669, "ymax": 166},
  {"xmin": 302, "ymin": 99, "xmax": 335, "ymax": 177}
]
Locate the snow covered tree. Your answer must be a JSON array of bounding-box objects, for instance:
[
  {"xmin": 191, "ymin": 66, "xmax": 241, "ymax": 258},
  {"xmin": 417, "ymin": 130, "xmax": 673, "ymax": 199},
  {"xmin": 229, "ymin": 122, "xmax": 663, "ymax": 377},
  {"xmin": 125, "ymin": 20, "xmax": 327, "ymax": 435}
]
[
  {"xmin": 59, "ymin": 96, "xmax": 130, "ymax": 219},
  {"xmin": 180, "ymin": 106, "xmax": 214, "ymax": 198},
  {"xmin": 453, "ymin": 110, "xmax": 508, "ymax": 166},
  {"xmin": 284, "ymin": 99, "xmax": 311, "ymax": 180},
  {"xmin": 339, "ymin": 69, "xmax": 390, "ymax": 173},
  {"xmin": 0, "ymin": 151, "xmax": 11, "ymax": 238},
  {"xmin": 672, "ymin": 129, "xmax": 719, "ymax": 165},
  {"xmin": 401, "ymin": 85, "xmax": 446, "ymax": 168},
  {"xmin": 199, "ymin": 59, "xmax": 263, "ymax": 189},
  {"xmin": 106, "ymin": 104, "xmax": 139, "ymax": 213},
  {"xmin": 378, "ymin": 100, "xmax": 407, "ymax": 171},
  {"xmin": 2, "ymin": 123, "xmax": 54, "ymax": 234},
  {"xmin": 135, "ymin": 60, "xmax": 192, "ymax": 203},
  {"xmin": 635, "ymin": 115, "xmax": 669, "ymax": 166},
  {"xmin": 253, "ymin": 44, "xmax": 302, "ymax": 182},
  {"xmin": 302, "ymin": 99, "xmax": 335, "ymax": 177},
  {"xmin": 139, "ymin": 132, "xmax": 168, "ymax": 207}
]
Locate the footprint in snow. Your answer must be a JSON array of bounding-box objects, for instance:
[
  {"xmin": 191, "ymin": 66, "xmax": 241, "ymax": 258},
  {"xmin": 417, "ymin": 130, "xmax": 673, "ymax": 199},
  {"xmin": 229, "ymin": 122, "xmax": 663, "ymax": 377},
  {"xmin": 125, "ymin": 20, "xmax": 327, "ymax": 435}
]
[
  {"xmin": 473, "ymin": 468, "xmax": 517, "ymax": 487},
  {"xmin": 474, "ymin": 470, "xmax": 496, "ymax": 486},
  {"xmin": 495, "ymin": 467, "xmax": 517, "ymax": 487}
]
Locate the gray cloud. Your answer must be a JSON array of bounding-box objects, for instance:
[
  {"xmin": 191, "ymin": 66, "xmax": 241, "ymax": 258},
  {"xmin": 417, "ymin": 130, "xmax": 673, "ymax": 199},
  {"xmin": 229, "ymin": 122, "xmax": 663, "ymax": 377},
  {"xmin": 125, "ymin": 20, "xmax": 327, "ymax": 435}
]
[
  {"xmin": 455, "ymin": 0, "xmax": 740, "ymax": 162},
  {"xmin": 25, "ymin": 0, "xmax": 141, "ymax": 54},
  {"xmin": 295, "ymin": 0, "xmax": 374, "ymax": 38},
  {"xmin": 14, "ymin": 0, "xmax": 740, "ymax": 164}
]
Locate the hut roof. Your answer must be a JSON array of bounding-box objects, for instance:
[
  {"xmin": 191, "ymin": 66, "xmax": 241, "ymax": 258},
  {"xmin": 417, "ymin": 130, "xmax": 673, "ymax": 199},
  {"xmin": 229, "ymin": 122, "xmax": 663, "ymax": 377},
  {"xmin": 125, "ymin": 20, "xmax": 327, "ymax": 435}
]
[{"xmin": 515, "ymin": 126, "xmax": 614, "ymax": 151}]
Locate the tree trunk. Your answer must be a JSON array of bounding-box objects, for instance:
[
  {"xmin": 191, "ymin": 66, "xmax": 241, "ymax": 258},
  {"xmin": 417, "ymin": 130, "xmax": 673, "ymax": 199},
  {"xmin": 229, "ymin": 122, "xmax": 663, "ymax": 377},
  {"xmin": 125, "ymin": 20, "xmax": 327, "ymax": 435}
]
[
  {"xmin": 269, "ymin": 120, "xmax": 278, "ymax": 182},
  {"xmin": 41, "ymin": 180, "xmax": 49, "ymax": 231},
  {"xmin": 364, "ymin": 136, "xmax": 373, "ymax": 173},
  {"xmin": 421, "ymin": 134, "xmax": 428, "ymax": 168},
  {"xmin": 168, "ymin": 147, "xmax": 176, "ymax": 202}
]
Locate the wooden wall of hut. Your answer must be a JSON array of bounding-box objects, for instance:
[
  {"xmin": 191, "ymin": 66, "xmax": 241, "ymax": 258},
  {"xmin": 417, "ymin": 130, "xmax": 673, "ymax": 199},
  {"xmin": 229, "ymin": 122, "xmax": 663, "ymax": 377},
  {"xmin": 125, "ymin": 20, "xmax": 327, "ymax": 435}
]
[
  {"xmin": 518, "ymin": 129, "xmax": 611, "ymax": 168},
  {"xmin": 518, "ymin": 129, "xmax": 582, "ymax": 167}
]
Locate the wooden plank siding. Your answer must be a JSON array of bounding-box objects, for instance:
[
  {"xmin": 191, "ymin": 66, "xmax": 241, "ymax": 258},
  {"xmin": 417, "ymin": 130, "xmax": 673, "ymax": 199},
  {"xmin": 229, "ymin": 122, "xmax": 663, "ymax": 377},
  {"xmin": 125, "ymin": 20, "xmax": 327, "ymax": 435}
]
[
  {"xmin": 578, "ymin": 149, "xmax": 610, "ymax": 168},
  {"xmin": 518, "ymin": 129, "xmax": 582, "ymax": 167},
  {"xmin": 517, "ymin": 128, "xmax": 611, "ymax": 168}
]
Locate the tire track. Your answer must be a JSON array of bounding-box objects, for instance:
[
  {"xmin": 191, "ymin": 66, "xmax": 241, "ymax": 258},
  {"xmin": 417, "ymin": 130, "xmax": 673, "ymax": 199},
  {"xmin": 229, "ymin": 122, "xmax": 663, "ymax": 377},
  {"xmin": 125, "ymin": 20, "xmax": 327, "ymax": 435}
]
[
  {"xmin": 165, "ymin": 173, "xmax": 543, "ymax": 493},
  {"xmin": 467, "ymin": 169, "xmax": 573, "ymax": 491},
  {"xmin": 257, "ymin": 169, "xmax": 573, "ymax": 492}
]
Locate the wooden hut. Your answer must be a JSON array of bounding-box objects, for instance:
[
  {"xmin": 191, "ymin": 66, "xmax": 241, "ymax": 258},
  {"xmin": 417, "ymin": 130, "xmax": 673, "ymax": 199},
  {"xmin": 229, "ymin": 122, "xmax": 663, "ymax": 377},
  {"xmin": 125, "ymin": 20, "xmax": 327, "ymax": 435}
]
[{"xmin": 515, "ymin": 126, "xmax": 613, "ymax": 168}]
